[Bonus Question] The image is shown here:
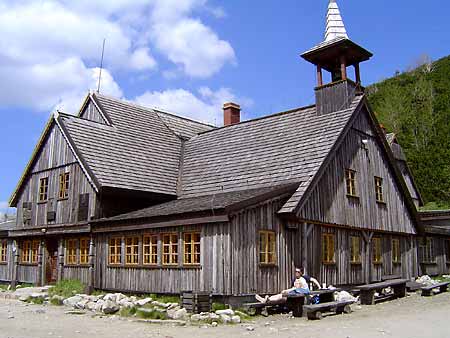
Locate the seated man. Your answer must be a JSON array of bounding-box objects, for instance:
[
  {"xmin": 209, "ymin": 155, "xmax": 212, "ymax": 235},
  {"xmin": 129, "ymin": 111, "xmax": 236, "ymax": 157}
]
[
  {"xmin": 255, "ymin": 277, "xmax": 310, "ymax": 304},
  {"xmin": 292, "ymin": 267, "xmax": 322, "ymax": 290}
]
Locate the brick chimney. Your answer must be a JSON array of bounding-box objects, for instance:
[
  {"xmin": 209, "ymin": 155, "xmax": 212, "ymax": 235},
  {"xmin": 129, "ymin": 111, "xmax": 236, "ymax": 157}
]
[{"xmin": 223, "ymin": 102, "xmax": 241, "ymax": 126}]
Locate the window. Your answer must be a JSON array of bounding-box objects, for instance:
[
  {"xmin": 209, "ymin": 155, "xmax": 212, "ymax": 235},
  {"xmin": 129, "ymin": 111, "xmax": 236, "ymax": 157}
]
[
  {"xmin": 392, "ymin": 238, "xmax": 401, "ymax": 264},
  {"xmin": 125, "ymin": 237, "xmax": 139, "ymax": 265},
  {"xmin": 38, "ymin": 177, "xmax": 49, "ymax": 202},
  {"xmin": 184, "ymin": 232, "xmax": 201, "ymax": 265},
  {"xmin": 375, "ymin": 177, "xmax": 384, "ymax": 203},
  {"xmin": 0, "ymin": 240, "xmax": 7, "ymax": 263},
  {"xmin": 350, "ymin": 236, "xmax": 361, "ymax": 264},
  {"xmin": 322, "ymin": 233, "xmax": 335, "ymax": 264},
  {"xmin": 345, "ymin": 169, "xmax": 357, "ymax": 197},
  {"xmin": 372, "ymin": 237, "xmax": 383, "ymax": 264},
  {"xmin": 162, "ymin": 233, "xmax": 178, "ymax": 265},
  {"xmin": 143, "ymin": 235, "xmax": 158, "ymax": 265},
  {"xmin": 59, "ymin": 172, "xmax": 70, "ymax": 199},
  {"xmin": 421, "ymin": 237, "xmax": 435, "ymax": 263},
  {"xmin": 66, "ymin": 239, "xmax": 77, "ymax": 265},
  {"xmin": 79, "ymin": 238, "xmax": 90, "ymax": 265},
  {"xmin": 446, "ymin": 240, "xmax": 450, "ymax": 264},
  {"xmin": 259, "ymin": 231, "xmax": 276, "ymax": 265},
  {"xmin": 21, "ymin": 240, "xmax": 39, "ymax": 264},
  {"xmin": 109, "ymin": 237, "xmax": 122, "ymax": 265}
]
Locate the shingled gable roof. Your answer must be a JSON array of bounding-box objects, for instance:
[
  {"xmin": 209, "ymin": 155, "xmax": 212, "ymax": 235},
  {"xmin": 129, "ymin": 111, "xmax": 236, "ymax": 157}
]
[
  {"xmin": 57, "ymin": 93, "xmax": 213, "ymax": 196},
  {"xmin": 180, "ymin": 95, "xmax": 364, "ymax": 201}
]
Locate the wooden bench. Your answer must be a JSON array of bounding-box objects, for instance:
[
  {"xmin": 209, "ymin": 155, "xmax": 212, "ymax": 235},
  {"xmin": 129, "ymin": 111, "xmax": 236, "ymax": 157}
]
[
  {"xmin": 244, "ymin": 299, "xmax": 287, "ymax": 317},
  {"xmin": 382, "ymin": 274, "xmax": 402, "ymax": 281},
  {"xmin": 421, "ymin": 282, "xmax": 449, "ymax": 297},
  {"xmin": 303, "ymin": 300, "xmax": 355, "ymax": 320},
  {"xmin": 356, "ymin": 279, "xmax": 408, "ymax": 305}
]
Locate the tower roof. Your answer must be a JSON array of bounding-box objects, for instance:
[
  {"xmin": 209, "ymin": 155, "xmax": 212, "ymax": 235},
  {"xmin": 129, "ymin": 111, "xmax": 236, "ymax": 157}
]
[{"xmin": 325, "ymin": 0, "xmax": 348, "ymax": 42}]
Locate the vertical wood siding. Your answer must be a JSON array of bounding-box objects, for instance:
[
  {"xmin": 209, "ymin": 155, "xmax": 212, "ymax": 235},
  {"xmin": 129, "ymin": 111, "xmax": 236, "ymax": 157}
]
[
  {"xmin": 419, "ymin": 236, "xmax": 450, "ymax": 276},
  {"xmin": 0, "ymin": 239, "xmax": 13, "ymax": 281},
  {"xmin": 16, "ymin": 163, "xmax": 97, "ymax": 228},
  {"xmin": 299, "ymin": 110, "xmax": 417, "ymax": 234},
  {"xmin": 79, "ymin": 100, "xmax": 107, "ymax": 124}
]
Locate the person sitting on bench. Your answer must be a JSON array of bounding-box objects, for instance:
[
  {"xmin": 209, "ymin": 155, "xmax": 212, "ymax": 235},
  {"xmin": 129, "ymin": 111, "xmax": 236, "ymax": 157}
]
[
  {"xmin": 255, "ymin": 276, "xmax": 310, "ymax": 304},
  {"xmin": 292, "ymin": 267, "xmax": 322, "ymax": 290}
]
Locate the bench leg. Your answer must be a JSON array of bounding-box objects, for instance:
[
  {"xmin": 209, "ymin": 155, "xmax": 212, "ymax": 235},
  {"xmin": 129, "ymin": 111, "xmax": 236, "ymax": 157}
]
[
  {"xmin": 440, "ymin": 285, "xmax": 448, "ymax": 294},
  {"xmin": 393, "ymin": 286, "xmax": 406, "ymax": 298},
  {"xmin": 360, "ymin": 290, "xmax": 375, "ymax": 305},
  {"xmin": 421, "ymin": 289, "xmax": 432, "ymax": 297}
]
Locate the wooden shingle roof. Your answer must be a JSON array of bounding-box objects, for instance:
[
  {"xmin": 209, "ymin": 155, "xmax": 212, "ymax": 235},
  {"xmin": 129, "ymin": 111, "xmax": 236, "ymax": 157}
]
[{"xmin": 181, "ymin": 95, "xmax": 364, "ymax": 208}]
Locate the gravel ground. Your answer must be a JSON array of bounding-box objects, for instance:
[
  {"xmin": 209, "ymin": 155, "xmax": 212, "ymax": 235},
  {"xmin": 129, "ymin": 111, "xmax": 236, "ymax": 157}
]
[{"xmin": 1, "ymin": 292, "xmax": 450, "ymax": 338}]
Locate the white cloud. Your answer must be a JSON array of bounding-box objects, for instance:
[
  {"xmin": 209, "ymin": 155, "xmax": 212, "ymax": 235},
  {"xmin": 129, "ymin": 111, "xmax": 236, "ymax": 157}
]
[
  {"xmin": 0, "ymin": 0, "xmax": 235, "ymax": 113},
  {"xmin": 135, "ymin": 87, "xmax": 252, "ymax": 125},
  {"xmin": 129, "ymin": 48, "xmax": 157, "ymax": 71},
  {"xmin": 0, "ymin": 201, "xmax": 15, "ymax": 222}
]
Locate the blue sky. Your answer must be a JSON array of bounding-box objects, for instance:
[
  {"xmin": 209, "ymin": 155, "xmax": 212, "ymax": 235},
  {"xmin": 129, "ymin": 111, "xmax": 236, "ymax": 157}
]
[{"xmin": 1, "ymin": 0, "xmax": 449, "ymax": 215}]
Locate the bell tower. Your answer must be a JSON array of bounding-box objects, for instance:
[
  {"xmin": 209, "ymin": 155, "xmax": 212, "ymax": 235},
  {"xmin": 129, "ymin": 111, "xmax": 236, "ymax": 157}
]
[{"xmin": 301, "ymin": 0, "xmax": 373, "ymax": 115}]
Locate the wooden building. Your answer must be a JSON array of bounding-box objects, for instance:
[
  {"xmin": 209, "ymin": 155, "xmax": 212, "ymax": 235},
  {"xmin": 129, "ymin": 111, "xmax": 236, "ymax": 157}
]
[{"xmin": 2, "ymin": 0, "xmax": 445, "ymax": 295}]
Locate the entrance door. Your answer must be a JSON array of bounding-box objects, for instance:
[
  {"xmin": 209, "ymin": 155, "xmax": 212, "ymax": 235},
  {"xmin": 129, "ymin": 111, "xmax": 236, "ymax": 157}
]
[{"xmin": 46, "ymin": 239, "xmax": 59, "ymax": 284}]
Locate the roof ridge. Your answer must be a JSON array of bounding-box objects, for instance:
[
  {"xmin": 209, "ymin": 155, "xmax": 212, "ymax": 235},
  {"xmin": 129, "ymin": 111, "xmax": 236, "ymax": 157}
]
[
  {"xmin": 198, "ymin": 103, "xmax": 317, "ymax": 135},
  {"xmin": 93, "ymin": 92, "xmax": 214, "ymax": 129}
]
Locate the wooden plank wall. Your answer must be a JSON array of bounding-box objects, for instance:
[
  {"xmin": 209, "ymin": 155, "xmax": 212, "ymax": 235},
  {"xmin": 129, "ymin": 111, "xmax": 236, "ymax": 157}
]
[
  {"xmin": 306, "ymin": 224, "xmax": 418, "ymax": 286},
  {"xmin": 419, "ymin": 236, "xmax": 450, "ymax": 276},
  {"xmin": 299, "ymin": 110, "xmax": 417, "ymax": 235},
  {"xmin": 0, "ymin": 239, "xmax": 13, "ymax": 281},
  {"xmin": 79, "ymin": 100, "xmax": 107, "ymax": 124},
  {"xmin": 17, "ymin": 265, "xmax": 39, "ymax": 284},
  {"xmin": 16, "ymin": 163, "xmax": 97, "ymax": 228},
  {"xmin": 63, "ymin": 267, "xmax": 90, "ymax": 285},
  {"xmin": 229, "ymin": 197, "xmax": 299, "ymax": 295},
  {"xmin": 94, "ymin": 223, "xmax": 231, "ymax": 294},
  {"xmin": 315, "ymin": 80, "xmax": 356, "ymax": 115}
]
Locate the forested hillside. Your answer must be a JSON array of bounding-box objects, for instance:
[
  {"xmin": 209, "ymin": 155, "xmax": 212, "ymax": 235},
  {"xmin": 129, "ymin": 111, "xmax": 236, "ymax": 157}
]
[{"xmin": 367, "ymin": 55, "xmax": 450, "ymax": 209}]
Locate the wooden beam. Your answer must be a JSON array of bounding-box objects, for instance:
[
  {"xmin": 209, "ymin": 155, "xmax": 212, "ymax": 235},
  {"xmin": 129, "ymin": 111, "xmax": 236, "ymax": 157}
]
[
  {"xmin": 354, "ymin": 63, "xmax": 361, "ymax": 84},
  {"xmin": 57, "ymin": 239, "xmax": 64, "ymax": 282},
  {"xmin": 317, "ymin": 65, "xmax": 323, "ymax": 87},
  {"xmin": 340, "ymin": 56, "xmax": 347, "ymax": 81},
  {"xmin": 92, "ymin": 215, "xmax": 229, "ymax": 233},
  {"xmin": 11, "ymin": 240, "xmax": 19, "ymax": 289},
  {"xmin": 87, "ymin": 236, "xmax": 95, "ymax": 294}
]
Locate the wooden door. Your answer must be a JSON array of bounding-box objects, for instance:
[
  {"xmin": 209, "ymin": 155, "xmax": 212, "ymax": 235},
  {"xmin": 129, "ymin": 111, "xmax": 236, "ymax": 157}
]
[{"xmin": 45, "ymin": 240, "xmax": 59, "ymax": 284}]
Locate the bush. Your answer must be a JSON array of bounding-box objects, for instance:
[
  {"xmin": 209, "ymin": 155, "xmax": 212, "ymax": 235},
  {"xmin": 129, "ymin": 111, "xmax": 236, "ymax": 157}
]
[
  {"xmin": 48, "ymin": 279, "xmax": 85, "ymax": 298},
  {"xmin": 119, "ymin": 307, "xmax": 137, "ymax": 317}
]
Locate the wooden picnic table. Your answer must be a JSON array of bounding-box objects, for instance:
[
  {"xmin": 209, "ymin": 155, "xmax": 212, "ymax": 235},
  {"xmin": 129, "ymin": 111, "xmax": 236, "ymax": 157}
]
[
  {"xmin": 356, "ymin": 279, "xmax": 408, "ymax": 305},
  {"xmin": 286, "ymin": 288, "xmax": 340, "ymax": 317}
]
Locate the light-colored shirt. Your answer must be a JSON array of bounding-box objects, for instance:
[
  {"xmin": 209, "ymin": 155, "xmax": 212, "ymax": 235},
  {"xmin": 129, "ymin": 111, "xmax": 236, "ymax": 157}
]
[{"xmin": 293, "ymin": 277, "xmax": 309, "ymax": 290}]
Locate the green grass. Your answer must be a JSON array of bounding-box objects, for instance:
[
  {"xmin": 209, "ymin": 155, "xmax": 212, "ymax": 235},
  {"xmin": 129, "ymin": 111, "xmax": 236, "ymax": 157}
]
[
  {"xmin": 433, "ymin": 275, "xmax": 450, "ymax": 283},
  {"xmin": 136, "ymin": 308, "xmax": 168, "ymax": 320},
  {"xmin": 0, "ymin": 284, "xmax": 9, "ymax": 291},
  {"xmin": 211, "ymin": 302, "xmax": 227, "ymax": 312},
  {"xmin": 48, "ymin": 279, "xmax": 85, "ymax": 298},
  {"xmin": 119, "ymin": 307, "xmax": 137, "ymax": 317},
  {"xmin": 16, "ymin": 283, "xmax": 34, "ymax": 289},
  {"xmin": 27, "ymin": 296, "xmax": 45, "ymax": 305},
  {"xmin": 146, "ymin": 294, "xmax": 179, "ymax": 304}
]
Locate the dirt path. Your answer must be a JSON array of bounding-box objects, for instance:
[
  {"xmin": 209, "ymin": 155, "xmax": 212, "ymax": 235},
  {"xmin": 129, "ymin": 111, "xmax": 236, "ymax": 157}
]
[{"xmin": 1, "ymin": 292, "xmax": 450, "ymax": 338}]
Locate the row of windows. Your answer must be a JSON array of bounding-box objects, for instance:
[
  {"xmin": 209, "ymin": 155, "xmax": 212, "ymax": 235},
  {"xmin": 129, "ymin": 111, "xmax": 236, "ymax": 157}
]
[
  {"xmin": 108, "ymin": 232, "xmax": 201, "ymax": 267},
  {"xmin": 321, "ymin": 234, "xmax": 402, "ymax": 265},
  {"xmin": 345, "ymin": 169, "xmax": 385, "ymax": 203},
  {"xmin": 38, "ymin": 172, "xmax": 70, "ymax": 202},
  {"xmin": 0, "ymin": 240, "xmax": 7, "ymax": 263}
]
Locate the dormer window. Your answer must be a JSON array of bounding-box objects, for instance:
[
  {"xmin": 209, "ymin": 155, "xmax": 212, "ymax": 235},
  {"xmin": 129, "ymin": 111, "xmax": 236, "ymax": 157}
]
[
  {"xmin": 59, "ymin": 172, "xmax": 70, "ymax": 200},
  {"xmin": 38, "ymin": 177, "xmax": 49, "ymax": 202},
  {"xmin": 345, "ymin": 169, "xmax": 357, "ymax": 197}
]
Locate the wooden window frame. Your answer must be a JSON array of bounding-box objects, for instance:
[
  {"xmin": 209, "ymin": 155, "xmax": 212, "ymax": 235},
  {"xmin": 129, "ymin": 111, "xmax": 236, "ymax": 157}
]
[
  {"xmin": 183, "ymin": 232, "xmax": 201, "ymax": 266},
  {"xmin": 0, "ymin": 240, "xmax": 7, "ymax": 263},
  {"xmin": 38, "ymin": 177, "xmax": 49, "ymax": 202},
  {"xmin": 79, "ymin": 238, "xmax": 90, "ymax": 266},
  {"xmin": 372, "ymin": 237, "xmax": 383, "ymax": 265},
  {"xmin": 374, "ymin": 176, "xmax": 385, "ymax": 203},
  {"xmin": 58, "ymin": 172, "xmax": 70, "ymax": 200},
  {"xmin": 421, "ymin": 237, "xmax": 436, "ymax": 264},
  {"xmin": 21, "ymin": 240, "xmax": 39, "ymax": 265},
  {"xmin": 259, "ymin": 230, "xmax": 277, "ymax": 266},
  {"xmin": 350, "ymin": 236, "xmax": 362, "ymax": 264},
  {"xmin": 322, "ymin": 233, "xmax": 335, "ymax": 264},
  {"xmin": 108, "ymin": 237, "xmax": 122, "ymax": 266},
  {"xmin": 65, "ymin": 239, "xmax": 78, "ymax": 265},
  {"xmin": 143, "ymin": 234, "xmax": 158, "ymax": 266},
  {"xmin": 392, "ymin": 238, "xmax": 401, "ymax": 264},
  {"xmin": 162, "ymin": 233, "xmax": 178, "ymax": 266},
  {"xmin": 345, "ymin": 169, "xmax": 358, "ymax": 198},
  {"xmin": 446, "ymin": 239, "xmax": 450, "ymax": 264},
  {"xmin": 125, "ymin": 236, "xmax": 140, "ymax": 266}
]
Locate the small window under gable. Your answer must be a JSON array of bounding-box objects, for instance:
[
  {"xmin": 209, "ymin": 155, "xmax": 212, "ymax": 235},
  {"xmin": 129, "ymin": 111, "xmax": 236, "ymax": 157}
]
[
  {"xmin": 345, "ymin": 169, "xmax": 358, "ymax": 197},
  {"xmin": 59, "ymin": 172, "xmax": 70, "ymax": 200},
  {"xmin": 39, "ymin": 177, "xmax": 49, "ymax": 202},
  {"xmin": 375, "ymin": 177, "xmax": 384, "ymax": 203}
]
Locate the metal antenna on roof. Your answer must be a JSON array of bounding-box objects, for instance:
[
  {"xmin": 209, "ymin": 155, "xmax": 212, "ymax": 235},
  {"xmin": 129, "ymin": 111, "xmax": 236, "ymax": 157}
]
[{"xmin": 97, "ymin": 38, "xmax": 106, "ymax": 93}]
